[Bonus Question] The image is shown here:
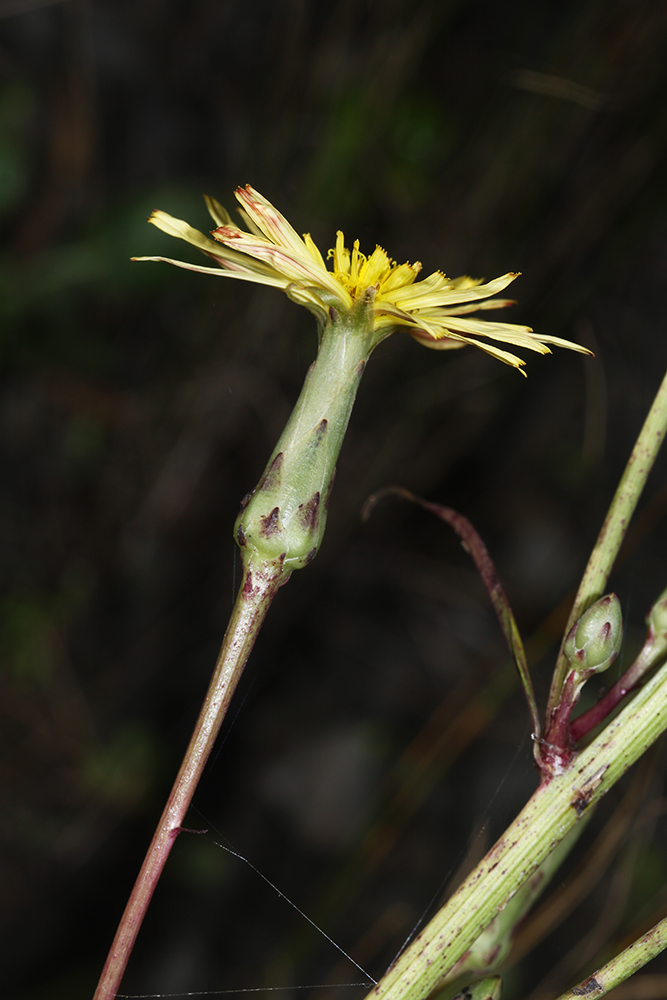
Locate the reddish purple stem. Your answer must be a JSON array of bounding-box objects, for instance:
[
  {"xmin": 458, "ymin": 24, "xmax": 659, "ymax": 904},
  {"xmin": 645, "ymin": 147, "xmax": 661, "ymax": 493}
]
[
  {"xmin": 93, "ymin": 562, "xmax": 282, "ymax": 1000},
  {"xmin": 570, "ymin": 663, "xmax": 642, "ymax": 743}
]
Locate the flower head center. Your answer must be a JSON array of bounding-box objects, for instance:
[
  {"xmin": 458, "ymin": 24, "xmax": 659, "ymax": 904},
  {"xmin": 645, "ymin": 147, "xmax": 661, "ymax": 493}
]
[{"xmin": 327, "ymin": 231, "xmax": 421, "ymax": 300}]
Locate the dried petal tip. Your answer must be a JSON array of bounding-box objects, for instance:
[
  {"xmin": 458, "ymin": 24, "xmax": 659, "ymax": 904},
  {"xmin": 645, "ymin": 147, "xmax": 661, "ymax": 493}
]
[{"xmin": 564, "ymin": 594, "xmax": 623, "ymax": 674}]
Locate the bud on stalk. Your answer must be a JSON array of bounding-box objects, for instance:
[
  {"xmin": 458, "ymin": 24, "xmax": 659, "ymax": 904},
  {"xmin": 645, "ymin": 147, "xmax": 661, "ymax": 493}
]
[
  {"xmin": 563, "ymin": 593, "xmax": 623, "ymax": 677},
  {"xmin": 541, "ymin": 595, "xmax": 623, "ymax": 771},
  {"xmin": 559, "ymin": 593, "xmax": 624, "ymax": 731}
]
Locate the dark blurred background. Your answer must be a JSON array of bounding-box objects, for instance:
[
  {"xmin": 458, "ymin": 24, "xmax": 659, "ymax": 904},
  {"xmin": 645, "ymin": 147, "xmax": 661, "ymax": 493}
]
[{"xmin": 3, "ymin": 1, "xmax": 667, "ymax": 999}]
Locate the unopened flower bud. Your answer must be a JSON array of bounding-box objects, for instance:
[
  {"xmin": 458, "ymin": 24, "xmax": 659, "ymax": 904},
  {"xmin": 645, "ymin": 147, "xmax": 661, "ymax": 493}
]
[{"xmin": 563, "ymin": 593, "xmax": 623, "ymax": 675}]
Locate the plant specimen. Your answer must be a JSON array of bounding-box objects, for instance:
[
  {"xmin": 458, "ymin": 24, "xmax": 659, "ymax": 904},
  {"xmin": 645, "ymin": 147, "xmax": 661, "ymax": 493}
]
[{"xmin": 93, "ymin": 186, "xmax": 667, "ymax": 1000}]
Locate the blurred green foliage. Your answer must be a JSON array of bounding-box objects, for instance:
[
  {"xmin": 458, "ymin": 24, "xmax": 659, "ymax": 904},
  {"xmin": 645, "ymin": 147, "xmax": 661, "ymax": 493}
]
[{"xmin": 0, "ymin": 82, "xmax": 35, "ymax": 219}]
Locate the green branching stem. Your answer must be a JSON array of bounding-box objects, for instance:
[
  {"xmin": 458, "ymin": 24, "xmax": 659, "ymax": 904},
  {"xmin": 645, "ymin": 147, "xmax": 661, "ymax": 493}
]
[
  {"xmin": 439, "ymin": 816, "xmax": 592, "ymax": 991},
  {"xmin": 365, "ymin": 653, "xmax": 667, "ymax": 1000},
  {"xmin": 546, "ymin": 368, "xmax": 667, "ymax": 722},
  {"xmin": 554, "ymin": 915, "xmax": 667, "ymax": 1000}
]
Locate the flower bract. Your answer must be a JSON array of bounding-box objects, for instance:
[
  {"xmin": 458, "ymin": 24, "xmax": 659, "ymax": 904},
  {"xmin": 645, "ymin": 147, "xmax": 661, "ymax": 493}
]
[{"xmin": 134, "ymin": 185, "xmax": 590, "ymax": 374}]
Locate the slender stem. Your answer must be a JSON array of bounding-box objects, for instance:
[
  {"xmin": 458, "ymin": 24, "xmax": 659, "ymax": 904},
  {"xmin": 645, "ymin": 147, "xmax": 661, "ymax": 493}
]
[
  {"xmin": 93, "ymin": 302, "xmax": 378, "ymax": 1000},
  {"xmin": 364, "ymin": 488, "xmax": 541, "ymax": 740},
  {"xmin": 570, "ymin": 641, "xmax": 659, "ymax": 743},
  {"xmin": 538, "ymin": 671, "xmax": 578, "ymax": 777},
  {"xmin": 546, "ymin": 368, "xmax": 667, "ymax": 722},
  {"xmin": 365, "ymin": 653, "xmax": 667, "ymax": 1000},
  {"xmin": 554, "ymin": 915, "xmax": 667, "ymax": 1000},
  {"xmin": 93, "ymin": 560, "xmax": 283, "ymax": 1000}
]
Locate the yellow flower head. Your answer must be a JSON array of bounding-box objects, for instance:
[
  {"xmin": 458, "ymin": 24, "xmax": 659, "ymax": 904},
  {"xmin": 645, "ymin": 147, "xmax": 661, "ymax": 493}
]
[{"xmin": 135, "ymin": 184, "xmax": 589, "ymax": 374}]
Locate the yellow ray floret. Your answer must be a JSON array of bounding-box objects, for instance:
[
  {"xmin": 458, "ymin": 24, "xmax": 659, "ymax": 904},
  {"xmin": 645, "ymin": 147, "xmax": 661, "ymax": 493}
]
[{"xmin": 133, "ymin": 184, "xmax": 591, "ymax": 374}]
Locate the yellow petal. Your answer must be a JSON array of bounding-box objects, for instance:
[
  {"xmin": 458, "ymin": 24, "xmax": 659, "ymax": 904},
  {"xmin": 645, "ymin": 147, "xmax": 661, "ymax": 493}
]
[
  {"xmin": 148, "ymin": 210, "xmax": 280, "ymax": 277},
  {"xmin": 359, "ymin": 246, "xmax": 392, "ymax": 287},
  {"xmin": 203, "ymin": 195, "xmax": 233, "ymax": 228},
  {"xmin": 391, "ymin": 271, "xmax": 520, "ymax": 311},
  {"xmin": 427, "ymin": 315, "xmax": 551, "ymax": 354},
  {"xmin": 214, "ymin": 227, "xmax": 351, "ymax": 304},
  {"xmin": 378, "ymin": 261, "xmax": 422, "ymax": 294},
  {"xmin": 438, "ymin": 298, "xmax": 516, "ymax": 315},
  {"xmin": 131, "ymin": 255, "xmax": 290, "ymax": 288},
  {"xmin": 330, "ymin": 231, "xmax": 350, "ymax": 276},
  {"xmin": 234, "ymin": 184, "xmax": 309, "ymax": 259},
  {"xmin": 410, "ymin": 327, "xmax": 527, "ymax": 373},
  {"xmin": 303, "ymin": 233, "xmax": 327, "ymax": 270},
  {"xmin": 532, "ymin": 334, "xmax": 593, "ymax": 355},
  {"xmin": 448, "ymin": 275, "xmax": 485, "ymax": 290},
  {"xmin": 237, "ymin": 208, "xmax": 266, "ymax": 238},
  {"xmin": 350, "ymin": 240, "xmax": 362, "ymax": 281},
  {"xmin": 374, "ymin": 302, "xmax": 443, "ymax": 339},
  {"xmin": 148, "ymin": 211, "xmax": 221, "ymax": 255}
]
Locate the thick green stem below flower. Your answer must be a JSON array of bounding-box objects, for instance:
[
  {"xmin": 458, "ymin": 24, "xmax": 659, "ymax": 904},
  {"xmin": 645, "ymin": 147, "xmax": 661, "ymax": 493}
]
[
  {"xmin": 236, "ymin": 297, "xmax": 377, "ymax": 572},
  {"xmin": 92, "ymin": 561, "xmax": 283, "ymax": 1000}
]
